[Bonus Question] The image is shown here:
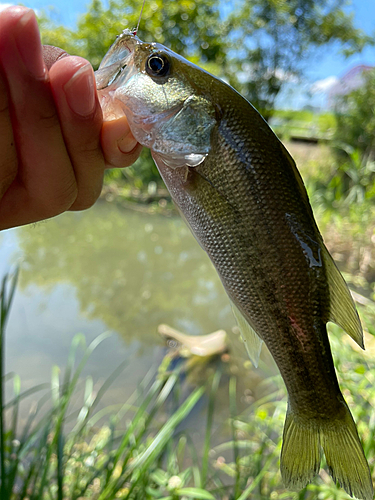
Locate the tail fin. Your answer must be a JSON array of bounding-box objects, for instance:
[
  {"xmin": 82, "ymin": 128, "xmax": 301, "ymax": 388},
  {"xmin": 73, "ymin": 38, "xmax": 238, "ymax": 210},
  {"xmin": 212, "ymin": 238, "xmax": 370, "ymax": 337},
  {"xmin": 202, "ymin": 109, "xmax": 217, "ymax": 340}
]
[
  {"xmin": 280, "ymin": 411, "xmax": 321, "ymax": 490},
  {"xmin": 280, "ymin": 406, "xmax": 373, "ymax": 500},
  {"xmin": 321, "ymin": 408, "xmax": 373, "ymax": 500}
]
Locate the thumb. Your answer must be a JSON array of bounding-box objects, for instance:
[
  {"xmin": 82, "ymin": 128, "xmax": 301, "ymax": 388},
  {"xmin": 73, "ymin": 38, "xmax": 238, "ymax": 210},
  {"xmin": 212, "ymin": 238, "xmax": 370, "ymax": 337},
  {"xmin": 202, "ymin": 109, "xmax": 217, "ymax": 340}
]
[{"xmin": 101, "ymin": 116, "xmax": 142, "ymax": 169}]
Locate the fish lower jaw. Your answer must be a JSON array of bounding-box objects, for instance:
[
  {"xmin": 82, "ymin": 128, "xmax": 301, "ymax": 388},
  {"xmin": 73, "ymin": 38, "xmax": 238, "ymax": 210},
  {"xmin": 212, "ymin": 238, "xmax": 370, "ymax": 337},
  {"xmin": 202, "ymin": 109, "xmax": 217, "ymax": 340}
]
[{"xmin": 152, "ymin": 151, "xmax": 208, "ymax": 170}]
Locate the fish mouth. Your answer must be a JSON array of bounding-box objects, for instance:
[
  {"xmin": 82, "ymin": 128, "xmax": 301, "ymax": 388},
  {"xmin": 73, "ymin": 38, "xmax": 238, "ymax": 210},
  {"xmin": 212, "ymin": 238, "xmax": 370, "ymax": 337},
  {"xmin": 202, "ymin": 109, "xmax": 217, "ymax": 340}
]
[
  {"xmin": 95, "ymin": 53, "xmax": 132, "ymax": 91},
  {"xmin": 95, "ymin": 30, "xmax": 139, "ymax": 90}
]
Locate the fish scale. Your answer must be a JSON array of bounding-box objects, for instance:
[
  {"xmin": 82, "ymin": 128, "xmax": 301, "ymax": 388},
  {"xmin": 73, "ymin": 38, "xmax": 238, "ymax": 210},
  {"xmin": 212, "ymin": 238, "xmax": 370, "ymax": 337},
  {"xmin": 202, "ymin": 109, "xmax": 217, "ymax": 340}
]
[
  {"xmin": 96, "ymin": 31, "xmax": 373, "ymax": 499},
  {"xmin": 163, "ymin": 146, "xmax": 338, "ymax": 415}
]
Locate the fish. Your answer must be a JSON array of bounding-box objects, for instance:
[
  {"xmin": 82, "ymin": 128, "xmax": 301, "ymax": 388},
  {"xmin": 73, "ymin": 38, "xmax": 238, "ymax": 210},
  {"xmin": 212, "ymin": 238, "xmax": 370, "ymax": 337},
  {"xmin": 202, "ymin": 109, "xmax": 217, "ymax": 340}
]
[{"xmin": 95, "ymin": 30, "xmax": 373, "ymax": 499}]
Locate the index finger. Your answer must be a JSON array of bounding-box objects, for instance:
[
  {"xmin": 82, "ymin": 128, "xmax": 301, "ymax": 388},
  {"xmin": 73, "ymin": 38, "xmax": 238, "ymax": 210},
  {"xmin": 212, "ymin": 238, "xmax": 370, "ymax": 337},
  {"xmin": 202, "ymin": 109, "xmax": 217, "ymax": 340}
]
[{"xmin": 42, "ymin": 45, "xmax": 69, "ymax": 70}]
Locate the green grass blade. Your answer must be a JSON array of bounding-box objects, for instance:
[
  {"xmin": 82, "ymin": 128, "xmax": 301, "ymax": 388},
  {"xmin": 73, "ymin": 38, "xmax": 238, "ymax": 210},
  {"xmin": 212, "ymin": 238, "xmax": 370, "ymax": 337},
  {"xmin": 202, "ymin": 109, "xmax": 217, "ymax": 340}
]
[
  {"xmin": 236, "ymin": 454, "xmax": 275, "ymax": 500},
  {"xmin": 62, "ymin": 333, "xmax": 87, "ymax": 392},
  {"xmin": 175, "ymin": 487, "xmax": 216, "ymax": 499},
  {"xmin": 73, "ymin": 358, "xmax": 129, "ymax": 433},
  {"xmin": 4, "ymin": 383, "xmax": 49, "ymax": 410},
  {"xmin": 201, "ymin": 369, "xmax": 221, "ymax": 488},
  {"xmin": 0, "ymin": 270, "xmax": 18, "ymax": 498},
  {"xmin": 57, "ymin": 431, "xmax": 64, "ymax": 500},
  {"xmin": 126, "ymin": 386, "xmax": 205, "ymax": 484},
  {"xmin": 5, "ymin": 374, "xmax": 21, "ymax": 497},
  {"xmin": 229, "ymin": 376, "xmax": 241, "ymax": 498}
]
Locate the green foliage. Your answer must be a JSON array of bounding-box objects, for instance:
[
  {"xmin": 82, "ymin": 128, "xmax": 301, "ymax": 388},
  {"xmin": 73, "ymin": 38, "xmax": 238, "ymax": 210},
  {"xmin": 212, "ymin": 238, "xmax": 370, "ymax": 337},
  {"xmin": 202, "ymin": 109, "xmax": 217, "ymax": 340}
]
[
  {"xmin": 0, "ymin": 274, "xmax": 206, "ymax": 499},
  {"xmin": 103, "ymin": 149, "xmax": 162, "ymax": 196},
  {"xmin": 273, "ymin": 109, "xmax": 315, "ymax": 122},
  {"xmin": 227, "ymin": 0, "xmax": 372, "ymax": 119},
  {"xmin": 317, "ymin": 112, "xmax": 337, "ymax": 134},
  {"xmin": 316, "ymin": 69, "xmax": 375, "ymax": 205},
  {"xmin": 38, "ymin": 10, "xmax": 80, "ymax": 57},
  {"xmin": 270, "ymin": 110, "xmax": 336, "ymax": 142},
  {"xmin": 40, "ymin": 0, "xmax": 225, "ymax": 71},
  {"xmin": 334, "ymin": 69, "xmax": 375, "ymax": 159}
]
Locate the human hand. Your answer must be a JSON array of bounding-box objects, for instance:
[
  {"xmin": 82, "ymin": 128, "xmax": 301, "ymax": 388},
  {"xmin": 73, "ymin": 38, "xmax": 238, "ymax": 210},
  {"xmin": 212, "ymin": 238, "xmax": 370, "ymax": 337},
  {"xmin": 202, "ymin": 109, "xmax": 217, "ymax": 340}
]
[{"xmin": 0, "ymin": 6, "xmax": 142, "ymax": 230}]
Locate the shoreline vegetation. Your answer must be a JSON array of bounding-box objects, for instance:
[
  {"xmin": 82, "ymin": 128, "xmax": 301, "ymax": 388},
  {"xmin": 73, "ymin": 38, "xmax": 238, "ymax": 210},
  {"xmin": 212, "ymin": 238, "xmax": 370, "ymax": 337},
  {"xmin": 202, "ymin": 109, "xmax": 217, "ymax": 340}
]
[{"xmin": 1, "ymin": 266, "xmax": 375, "ymax": 499}]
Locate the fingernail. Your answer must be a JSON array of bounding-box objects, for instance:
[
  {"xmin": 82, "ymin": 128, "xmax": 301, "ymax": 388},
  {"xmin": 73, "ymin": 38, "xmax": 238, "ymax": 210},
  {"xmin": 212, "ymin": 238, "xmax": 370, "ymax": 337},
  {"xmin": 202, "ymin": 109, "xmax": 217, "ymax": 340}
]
[
  {"xmin": 64, "ymin": 64, "xmax": 96, "ymax": 117},
  {"xmin": 118, "ymin": 133, "xmax": 138, "ymax": 153},
  {"xmin": 16, "ymin": 9, "xmax": 46, "ymax": 79}
]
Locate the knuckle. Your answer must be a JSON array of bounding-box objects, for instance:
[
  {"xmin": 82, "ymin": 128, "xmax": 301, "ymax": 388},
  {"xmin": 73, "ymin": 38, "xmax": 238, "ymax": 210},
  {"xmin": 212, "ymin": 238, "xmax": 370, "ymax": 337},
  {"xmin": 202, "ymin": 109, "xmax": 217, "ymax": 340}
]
[
  {"xmin": 70, "ymin": 181, "xmax": 103, "ymax": 211},
  {"xmin": 105, "ymin": 144, "xmax": 142, "ymax": 169},
  {"xmin": 35, "ymin": 179, "xmax": 78, "ymax": 218},
  {"xmin": 37, "ymin": 109, "xmax": 60, "ymax": 130},
  {"xmin": 0, "ymin": 161, "xmax": 17, "ymax": 195},
  {"xmin": 76, "ymin": 136, "xmax": 101, "ymax": 158}
]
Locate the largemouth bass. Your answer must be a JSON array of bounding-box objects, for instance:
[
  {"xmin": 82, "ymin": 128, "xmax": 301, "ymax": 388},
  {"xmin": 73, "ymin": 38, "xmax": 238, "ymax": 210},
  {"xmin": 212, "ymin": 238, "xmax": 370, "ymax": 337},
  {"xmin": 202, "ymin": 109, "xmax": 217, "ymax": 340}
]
[{"xmin": 95, "ymin": 31, "xmax": 373, "ymax": 499}]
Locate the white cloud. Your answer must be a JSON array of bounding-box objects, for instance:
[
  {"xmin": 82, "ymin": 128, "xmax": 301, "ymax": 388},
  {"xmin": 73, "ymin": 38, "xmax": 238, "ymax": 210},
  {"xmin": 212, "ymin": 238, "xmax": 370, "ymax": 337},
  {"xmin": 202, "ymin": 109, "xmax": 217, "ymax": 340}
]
[
  {"xmin": 0, "ymin": 3, "xmax": 14, "ymax": 11},
  {"xmin": 310, "ymin": 76, "xmax": 339, "ymax": 94}
]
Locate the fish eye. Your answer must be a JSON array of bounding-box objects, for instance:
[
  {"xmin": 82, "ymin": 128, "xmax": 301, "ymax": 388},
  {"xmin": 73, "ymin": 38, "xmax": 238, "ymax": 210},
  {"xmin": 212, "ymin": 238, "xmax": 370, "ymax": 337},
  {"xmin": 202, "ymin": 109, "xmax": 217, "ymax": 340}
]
[{"xmin": 146, "ymin": 53, "xmax": 170, "ymax": 77}]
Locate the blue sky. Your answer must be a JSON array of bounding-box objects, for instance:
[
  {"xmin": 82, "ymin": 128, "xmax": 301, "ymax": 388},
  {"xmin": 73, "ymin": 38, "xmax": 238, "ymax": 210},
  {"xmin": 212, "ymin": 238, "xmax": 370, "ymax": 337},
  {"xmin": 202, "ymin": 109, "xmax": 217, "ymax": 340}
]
[
  {"xmin": 304, "ymin": 0, "xmax": 375, "ymax": 88},
  {"xmin": 1, "ymin": 0, "xmax": 374, "ymax": 108}
]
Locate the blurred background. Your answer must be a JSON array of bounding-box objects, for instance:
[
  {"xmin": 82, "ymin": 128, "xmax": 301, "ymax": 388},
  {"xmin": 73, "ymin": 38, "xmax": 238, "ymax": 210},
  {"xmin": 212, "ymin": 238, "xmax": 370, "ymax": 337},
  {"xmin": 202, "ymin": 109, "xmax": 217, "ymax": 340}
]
[{"xmin": 1, "ymin": 1, "xmax": 375, "ymax": 499}]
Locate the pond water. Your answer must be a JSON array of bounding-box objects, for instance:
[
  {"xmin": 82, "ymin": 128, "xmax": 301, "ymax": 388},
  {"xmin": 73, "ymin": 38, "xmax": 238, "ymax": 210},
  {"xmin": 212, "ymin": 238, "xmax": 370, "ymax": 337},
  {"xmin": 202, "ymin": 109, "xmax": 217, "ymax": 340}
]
[{"xmin": 2, "ymin": 200, "xmax": 277, "ymax": 435}]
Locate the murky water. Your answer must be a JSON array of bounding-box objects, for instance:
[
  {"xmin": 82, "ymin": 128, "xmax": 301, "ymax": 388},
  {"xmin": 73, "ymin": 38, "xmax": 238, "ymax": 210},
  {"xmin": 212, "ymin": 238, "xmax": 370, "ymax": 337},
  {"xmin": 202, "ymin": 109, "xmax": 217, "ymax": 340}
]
[{"xmin": 2, "ymin": 200, "xmax": 276, "ymax": 432}]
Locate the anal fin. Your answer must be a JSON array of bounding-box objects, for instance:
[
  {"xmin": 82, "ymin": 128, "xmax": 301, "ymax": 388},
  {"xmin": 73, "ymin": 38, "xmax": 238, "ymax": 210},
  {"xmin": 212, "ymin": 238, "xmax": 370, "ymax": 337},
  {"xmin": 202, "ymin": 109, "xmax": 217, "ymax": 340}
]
[
  {"xmin": 230, "ymin": 301, "xmax": 263, "ymax": 367},
  {"xmin": 322, "ymin": 245, "xmax": 364, "ymax": 348}
]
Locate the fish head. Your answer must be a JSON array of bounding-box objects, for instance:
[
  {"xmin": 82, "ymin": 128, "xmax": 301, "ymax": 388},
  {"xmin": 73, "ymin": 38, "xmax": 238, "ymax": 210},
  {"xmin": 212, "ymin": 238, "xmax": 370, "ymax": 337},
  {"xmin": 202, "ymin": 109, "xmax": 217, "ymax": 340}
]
[{"xmin": 95, "ymin": 30, "xmax": 217, "ymax": 168}]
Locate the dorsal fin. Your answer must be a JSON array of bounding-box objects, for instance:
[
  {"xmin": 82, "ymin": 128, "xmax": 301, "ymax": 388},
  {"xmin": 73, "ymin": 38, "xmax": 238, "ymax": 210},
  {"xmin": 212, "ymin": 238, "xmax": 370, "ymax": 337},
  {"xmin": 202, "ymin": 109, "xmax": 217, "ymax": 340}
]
[
  {"xmin": 230, "ymin": 301, "xmax": 263, "ymax": 367},
  {"xmin": 322, "ymin": 245, "xmax": 364, "ymax": 348}
]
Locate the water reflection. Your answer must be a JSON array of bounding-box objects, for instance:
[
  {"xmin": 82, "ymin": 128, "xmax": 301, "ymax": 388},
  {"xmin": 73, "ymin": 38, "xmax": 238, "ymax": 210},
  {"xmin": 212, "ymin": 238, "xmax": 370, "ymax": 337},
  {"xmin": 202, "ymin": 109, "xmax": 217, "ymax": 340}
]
[{"xmin": 17, "ymin": 201, "xmax": 235, "ymax": 343}]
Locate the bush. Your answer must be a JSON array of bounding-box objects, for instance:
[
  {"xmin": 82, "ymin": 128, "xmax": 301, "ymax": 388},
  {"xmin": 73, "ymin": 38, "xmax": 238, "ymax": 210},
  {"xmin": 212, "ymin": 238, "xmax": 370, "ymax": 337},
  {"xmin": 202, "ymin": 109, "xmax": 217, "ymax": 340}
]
[{"xmin": 329, "ymin": 69, "xmax": 375, "ymax": 203}]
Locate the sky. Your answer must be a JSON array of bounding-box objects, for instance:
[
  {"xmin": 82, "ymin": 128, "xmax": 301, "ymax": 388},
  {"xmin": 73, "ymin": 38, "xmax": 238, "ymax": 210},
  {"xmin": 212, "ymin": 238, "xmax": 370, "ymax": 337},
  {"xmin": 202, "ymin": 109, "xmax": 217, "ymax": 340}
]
[{"xmin": 1, "ymin": 0, "xmax": 374, "ymax": 109}]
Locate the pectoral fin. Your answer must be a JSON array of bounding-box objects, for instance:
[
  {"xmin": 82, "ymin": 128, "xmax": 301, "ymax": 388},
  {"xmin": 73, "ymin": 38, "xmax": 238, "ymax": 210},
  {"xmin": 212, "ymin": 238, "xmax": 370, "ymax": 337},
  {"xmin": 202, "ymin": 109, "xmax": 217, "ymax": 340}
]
[
  {"xmin": 230, "ymin": 301, "xmax": 263, "ymax": 367},
  {"xmin": 322, "ymin": 245, "xmax": 364, "ymax": 348}
]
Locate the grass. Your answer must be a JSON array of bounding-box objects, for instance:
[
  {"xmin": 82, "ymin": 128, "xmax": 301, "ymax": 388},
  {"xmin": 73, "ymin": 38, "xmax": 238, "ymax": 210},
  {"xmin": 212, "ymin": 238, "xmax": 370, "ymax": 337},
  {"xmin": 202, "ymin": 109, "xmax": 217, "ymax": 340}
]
[
  {"xmin": 1, "ymin": 271, "xmax": 375, "ymax": 499},
  {"xmin": 270, "ymin": 110, "xmax": 337, "ymax": 142}
]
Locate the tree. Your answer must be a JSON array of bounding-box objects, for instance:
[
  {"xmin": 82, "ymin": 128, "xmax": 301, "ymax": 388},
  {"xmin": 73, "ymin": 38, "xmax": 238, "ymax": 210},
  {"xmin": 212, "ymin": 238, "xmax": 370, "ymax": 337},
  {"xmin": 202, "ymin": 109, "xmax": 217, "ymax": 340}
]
[
  {"xmin": 40, "ymin": 0, "xmax": 226, "ymax": 70},
  {"xmin": 328, "ymin": 69, "xmax": 375, "ymax": 203},
  {"xmin": 227, "ymin": 0, "xmax": 372, "ymax": 119},
  {"xmin": 38, "ymin": 0, "xmax": 372, "ymax": 188},
  {"xmin": 334, "ymin": 69, "xmax": 375, "ymax": 159},
  {"xmin": 40, "ymin": 0, "xmax": 372, "ymax": 118}
]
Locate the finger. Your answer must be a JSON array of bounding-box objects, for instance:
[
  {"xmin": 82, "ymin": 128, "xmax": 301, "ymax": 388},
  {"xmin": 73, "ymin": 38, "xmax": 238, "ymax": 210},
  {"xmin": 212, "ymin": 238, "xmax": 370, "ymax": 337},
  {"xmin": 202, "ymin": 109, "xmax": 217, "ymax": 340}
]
[
  {"xmin": 42, "ymin": 45, "xmax": 69, "ymax": 70},
  {"xmin": 101, "ymin": 116, "xmax": 142, "ymax": 169},
  {"xmin": 49, "ymin": 56, "xmax": 105, "ymax": 211},
  {"xmin": 0, "ymin": 7, "xmax": 78, "ymax": 227},
  {"xmin": 0, "ymin": 66, "xmax": 17, "ymax": 199}
]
